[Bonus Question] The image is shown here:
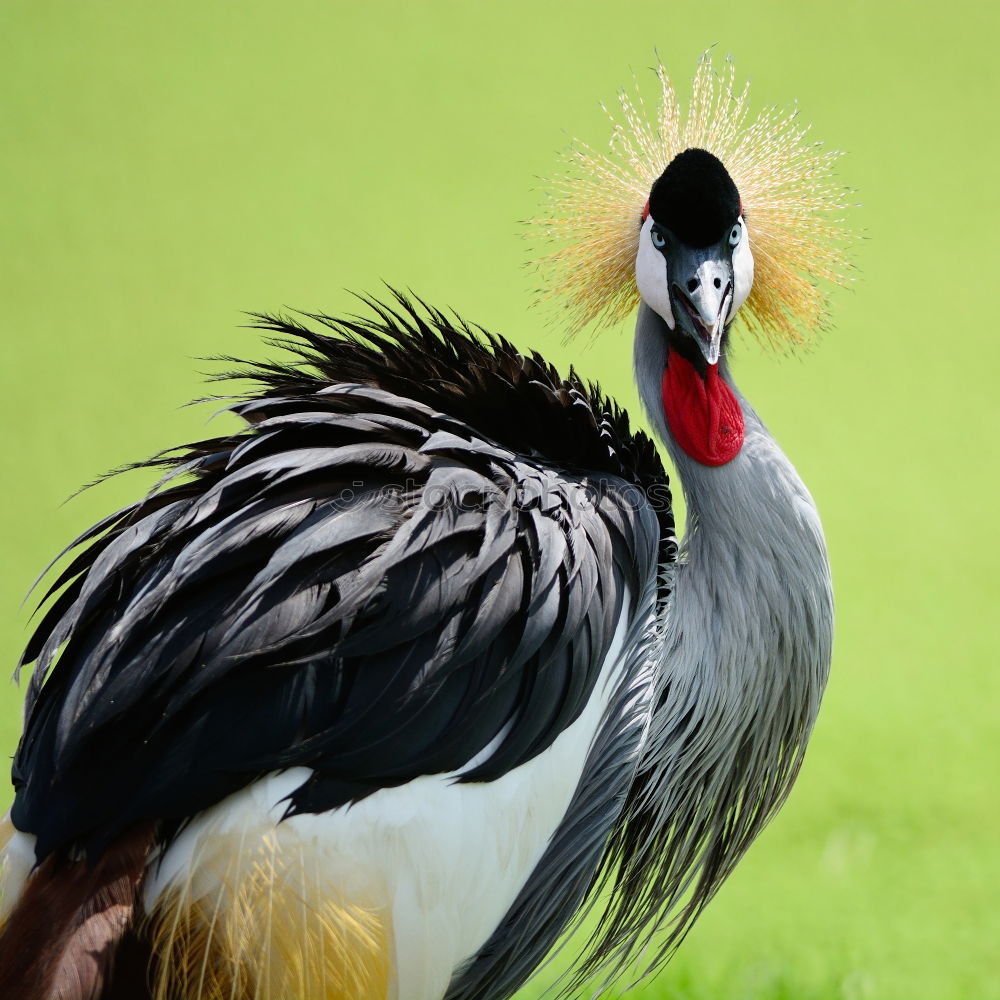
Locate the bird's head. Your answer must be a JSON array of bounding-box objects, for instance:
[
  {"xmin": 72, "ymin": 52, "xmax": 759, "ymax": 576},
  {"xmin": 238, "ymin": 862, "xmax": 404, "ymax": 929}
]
[
  {"xmin": 636, "ymin": 148, "xmax": 753, "ymax": 369},
  {"xmin": 533, "ymin": 58, "xmax": 850, "ymax": 459}
]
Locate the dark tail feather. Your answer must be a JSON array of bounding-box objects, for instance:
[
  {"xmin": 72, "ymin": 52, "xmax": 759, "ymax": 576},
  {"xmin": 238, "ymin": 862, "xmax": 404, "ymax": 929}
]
[{"xmin": 0, "ymin": 823, "xmax": 156, "ymax": 1000}]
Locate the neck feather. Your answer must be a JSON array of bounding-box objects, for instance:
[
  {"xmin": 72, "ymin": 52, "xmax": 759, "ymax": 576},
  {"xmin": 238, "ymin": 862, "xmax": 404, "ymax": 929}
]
[{"xmin": 605, "ymin": 303, "xmax": 833, "ymax": 974}]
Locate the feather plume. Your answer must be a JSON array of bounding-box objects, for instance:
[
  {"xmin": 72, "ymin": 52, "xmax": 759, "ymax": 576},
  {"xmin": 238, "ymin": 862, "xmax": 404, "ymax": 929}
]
[
  {"xmin": 532, "ymin": 53, "xmax": 851, "ymax": 345},
  {"xmin": 147, "ymin": 830, "xmax": 389, "ymax": 1000}
]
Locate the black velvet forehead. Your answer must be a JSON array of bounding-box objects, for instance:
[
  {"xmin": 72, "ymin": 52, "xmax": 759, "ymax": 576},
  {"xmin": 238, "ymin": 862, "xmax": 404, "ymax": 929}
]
[{"xmin": 648, "ymin": 148, "xmax": 741, "ymax": 247}]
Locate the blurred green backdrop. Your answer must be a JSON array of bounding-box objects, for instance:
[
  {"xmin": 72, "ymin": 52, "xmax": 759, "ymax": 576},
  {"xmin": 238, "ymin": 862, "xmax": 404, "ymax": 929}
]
[{"xmin": 2, "ymin": 2, "xmax": 998, "ymax": 998}]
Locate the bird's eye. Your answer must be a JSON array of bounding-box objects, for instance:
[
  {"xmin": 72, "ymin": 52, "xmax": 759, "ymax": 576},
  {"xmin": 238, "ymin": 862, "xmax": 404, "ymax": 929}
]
[
  {"xmin": 729, "ymin": 222, "xmax": 742, "ymax": 247},
  {"xmin": 651, "ymin": 229, "xmax": 666, "ymax": 249}
]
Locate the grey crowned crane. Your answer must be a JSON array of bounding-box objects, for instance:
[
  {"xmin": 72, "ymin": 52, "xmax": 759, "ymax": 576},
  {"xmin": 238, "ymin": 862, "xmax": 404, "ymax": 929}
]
[{"xmin": 0, "ymin": 58, "xmax": 848, "ymax": 1000}]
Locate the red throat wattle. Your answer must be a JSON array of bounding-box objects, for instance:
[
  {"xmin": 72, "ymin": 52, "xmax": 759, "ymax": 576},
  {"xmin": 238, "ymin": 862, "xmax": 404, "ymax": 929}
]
[{"xmin": 661, "ymin": 349, "xmax": 745, "ymax": 466}]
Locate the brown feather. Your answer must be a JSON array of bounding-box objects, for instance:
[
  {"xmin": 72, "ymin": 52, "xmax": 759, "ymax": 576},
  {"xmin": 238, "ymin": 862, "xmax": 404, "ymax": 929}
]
[{"xmin": 0, "ymin": 823, "xmax": 156, "ymax": 1000}]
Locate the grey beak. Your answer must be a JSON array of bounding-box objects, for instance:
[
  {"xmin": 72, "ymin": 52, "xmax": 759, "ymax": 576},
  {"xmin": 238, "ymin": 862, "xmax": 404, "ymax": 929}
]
[{"xmin": 669, "ymin": 250, "xmax": 734, "ymax": 366}]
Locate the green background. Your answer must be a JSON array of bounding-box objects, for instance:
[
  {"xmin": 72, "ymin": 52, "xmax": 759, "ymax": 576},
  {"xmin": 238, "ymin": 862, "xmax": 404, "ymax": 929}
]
[{"xmin": 1, "ymin": 2, "xmax": 997, "ymax": 998}]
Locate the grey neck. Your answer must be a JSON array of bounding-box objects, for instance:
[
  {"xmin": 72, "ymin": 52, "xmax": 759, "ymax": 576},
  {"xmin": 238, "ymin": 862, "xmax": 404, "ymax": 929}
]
[
  {"xmin": 614, "ymin": 303, "xmax": 833, "ymax": 966},
  {"xmin": 633, "ymin": 302, "xmax": 832, "ymax": 695}
]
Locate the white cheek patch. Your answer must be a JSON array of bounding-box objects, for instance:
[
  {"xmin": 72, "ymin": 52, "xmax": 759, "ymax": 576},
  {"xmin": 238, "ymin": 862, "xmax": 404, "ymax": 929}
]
[
  {"xmin": 635, "ymin": 216, "xmax": 675, "ymax": 328},
  {"xmin": 730, "ymin": 216, "xmax": 754, "ymax": 320}
]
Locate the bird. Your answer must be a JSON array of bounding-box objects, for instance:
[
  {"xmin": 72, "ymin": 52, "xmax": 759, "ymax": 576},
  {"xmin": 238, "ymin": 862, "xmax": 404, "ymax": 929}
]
[{"xmin": 0, "ymin": 56, "xmax": 848, "ymax": 1000}]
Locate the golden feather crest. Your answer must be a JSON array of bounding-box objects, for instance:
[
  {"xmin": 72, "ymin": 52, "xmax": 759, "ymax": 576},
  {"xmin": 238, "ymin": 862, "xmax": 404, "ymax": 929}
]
[{"xmin": 533, "ymin": 54, "xmax": 851, "ymax": 345}]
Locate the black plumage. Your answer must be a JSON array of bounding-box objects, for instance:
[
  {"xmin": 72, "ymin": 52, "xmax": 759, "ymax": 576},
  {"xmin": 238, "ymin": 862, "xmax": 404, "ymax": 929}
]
[
  {"xmin": 648, "ymin": 147, "xmax": 741, "ymax": 246},
  {"xmin": 12, "ymin": 294, "xmax": 674, "ymax": 877}
]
